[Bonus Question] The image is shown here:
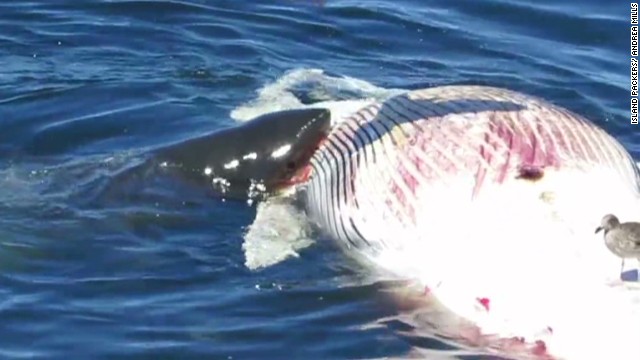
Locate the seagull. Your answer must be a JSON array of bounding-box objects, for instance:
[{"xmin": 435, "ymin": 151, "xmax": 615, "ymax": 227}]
[{"xmin": 595, "ymin": 214, "xmax": 640, "ymax": 277}]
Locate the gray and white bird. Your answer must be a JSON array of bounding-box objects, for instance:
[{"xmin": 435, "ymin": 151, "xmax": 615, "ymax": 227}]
[{"xmin": 595, "ymin": 214, "xmax": 640, "ymax": 276}]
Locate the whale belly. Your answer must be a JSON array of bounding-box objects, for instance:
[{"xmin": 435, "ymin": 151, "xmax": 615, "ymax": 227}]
[{"xmin": 300, "ymin": 85, "xmax": 640, "ymax": 359}]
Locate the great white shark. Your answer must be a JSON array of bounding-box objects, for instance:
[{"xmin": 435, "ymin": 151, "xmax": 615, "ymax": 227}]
[{"xmin": 133, "ymin": 85, "xmax": 640, "ymax": 360}]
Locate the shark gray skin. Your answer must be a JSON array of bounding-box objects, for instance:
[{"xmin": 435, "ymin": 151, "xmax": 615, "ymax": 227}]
[{"xmin": 112, "ymin": 107, "xmax": 332, "ymax": 202}]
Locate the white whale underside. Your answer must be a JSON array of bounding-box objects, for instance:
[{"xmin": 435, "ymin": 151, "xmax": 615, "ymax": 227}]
[{"xmin": 238, "ymin": 69, "xmax": 640, "ymax": 360}]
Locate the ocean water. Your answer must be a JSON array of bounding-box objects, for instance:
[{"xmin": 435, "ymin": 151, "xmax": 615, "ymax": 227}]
[{"xmin": 0, "ymin": 1, "xmax": 633, "ymax": 359}]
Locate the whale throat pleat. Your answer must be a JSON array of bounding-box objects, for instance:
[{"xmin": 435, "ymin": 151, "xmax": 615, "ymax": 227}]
[{"xmin": 303, "ymin": 86, "xmax": 640, "ymax": 253}]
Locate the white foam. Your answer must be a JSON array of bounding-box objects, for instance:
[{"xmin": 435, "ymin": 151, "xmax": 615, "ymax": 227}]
[
  {"xmin": 229, "ymin": 68, "xmax": 404, "ymax": 125},
  {"xmin": 242, "ymin": 199, "xmax": 314, "ymax": 271}
]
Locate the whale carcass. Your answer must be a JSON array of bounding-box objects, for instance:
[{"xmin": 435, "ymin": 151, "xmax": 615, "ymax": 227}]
[{"xmin": 152, "ymin": 85, "xmax": 640, "ymax": 360}]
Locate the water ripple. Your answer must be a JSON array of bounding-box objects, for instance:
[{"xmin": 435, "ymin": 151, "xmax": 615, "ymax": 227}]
[{"xmin": 0, "ymin": 0, "xmax": 631, "ymax": 359}]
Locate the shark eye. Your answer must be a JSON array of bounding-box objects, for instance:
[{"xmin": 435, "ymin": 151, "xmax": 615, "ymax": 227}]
[{"xmin": 287, "ymin": 161, "xmax": 296, "ymax": 170}]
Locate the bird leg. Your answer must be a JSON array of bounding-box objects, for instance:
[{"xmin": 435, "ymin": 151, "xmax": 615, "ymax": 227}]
[{"xmin": 620, "ymin": 259, "xmax": 626, "ymax": 278}]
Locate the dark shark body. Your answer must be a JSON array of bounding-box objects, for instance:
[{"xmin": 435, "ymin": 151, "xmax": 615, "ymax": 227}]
[{"xmin": 151, "ymin": 108, "xmax": 331, "ymax": 200}]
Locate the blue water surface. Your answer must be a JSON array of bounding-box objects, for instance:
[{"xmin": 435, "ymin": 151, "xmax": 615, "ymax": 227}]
[{"xmin": 0, "ymin": 1, "xmax": 633, "ymax": 359}]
